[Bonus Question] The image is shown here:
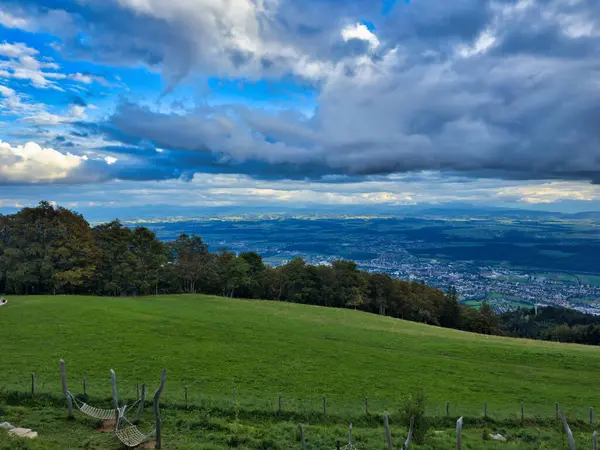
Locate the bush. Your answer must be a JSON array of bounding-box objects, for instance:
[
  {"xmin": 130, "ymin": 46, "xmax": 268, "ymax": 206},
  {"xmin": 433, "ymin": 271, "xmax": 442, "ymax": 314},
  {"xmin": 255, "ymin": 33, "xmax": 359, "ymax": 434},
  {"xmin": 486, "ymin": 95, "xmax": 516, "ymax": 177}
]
[{"xmin": 401, "ymin": 387, "xmax": 428, "ymax": 445}]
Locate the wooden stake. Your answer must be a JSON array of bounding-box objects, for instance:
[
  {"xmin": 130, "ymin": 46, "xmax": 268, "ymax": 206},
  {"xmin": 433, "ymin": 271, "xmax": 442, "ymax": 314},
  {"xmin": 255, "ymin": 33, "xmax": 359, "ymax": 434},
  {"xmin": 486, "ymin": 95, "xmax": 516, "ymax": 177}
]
[
  {"xmin": 336, "ymin": 440, "xmax": 341, "ymax": 450},
  {"xmin": 593, "ymin": 431, "xmax": 597, "ymax": 450},
  {"xmin": 560, "ymin": 412, "xmax": 576, "ymax": 450},
  {"xmin": 384, "ymin": 413, "xmax": 393, "ymax": 450},
  {"xmin": 135, "ymin": 384, "xmax": 146, "ymax": 423},
  {"xmin": 402, "ymin": 416, "xmax": 414, "ymax": 450},
  {"xmin": 59, "ymin": 359, "xmax": 73, "ymax": 418},
  {"xmin": 365, "ymin": 397, "xmax": 369, "ymax": 415},
  {"xmin": 83, "ymin": 377, "xmax": 87, "ymax": 397},
  {"xmin": 348, "ymin": 423, "xmax": 353, "ymax": 449},
  {"xmin": 446, "ymin": 401, "xmax": 449, "ymax": 417},
  {"xmin": 154, "ymin": 369, "xmax": 167, "ymax": 449},
  {"xmin": 521, "ymin": 401, "xmax": 524, "ymax": 421},
  {"xmin": 278, "ymin": 394, "xmax": 282, "ymax": 415},
  {"xmin": 456, "ymin": 417, "xmax": 463, "ymax": 450},
  {"xmin": 31, "ymin": 373, "xmax": 35, "ymax": 396},
  {"xmin": 484, "ymin": 401, "xmax": 487, "ymax": 418},
  {"xmin": 556, "ymin": 402, "xmax": 559, "ymax": 420},
  {"xmin": 298, "ymin": 424, "xmax": 306, "ymax": 450},
  {"xmin": 110, "ymin": 369, "xmax": 120, "ymax": 426}
]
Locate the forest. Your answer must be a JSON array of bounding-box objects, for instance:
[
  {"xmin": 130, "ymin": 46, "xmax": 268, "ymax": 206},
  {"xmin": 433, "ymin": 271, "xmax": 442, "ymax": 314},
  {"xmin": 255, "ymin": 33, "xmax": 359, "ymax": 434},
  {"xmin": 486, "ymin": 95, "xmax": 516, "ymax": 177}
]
[{"xmin": 2, "ymin": 202, "xmax": 599, "ymax": 344}]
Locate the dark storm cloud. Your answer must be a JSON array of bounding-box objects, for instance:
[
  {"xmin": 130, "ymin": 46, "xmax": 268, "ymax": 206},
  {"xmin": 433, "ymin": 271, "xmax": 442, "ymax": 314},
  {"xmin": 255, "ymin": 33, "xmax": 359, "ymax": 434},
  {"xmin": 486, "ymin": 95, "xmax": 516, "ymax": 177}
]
[{"xmin": 4, "ymin": 0, "xmax": 600, "ymax": 184}]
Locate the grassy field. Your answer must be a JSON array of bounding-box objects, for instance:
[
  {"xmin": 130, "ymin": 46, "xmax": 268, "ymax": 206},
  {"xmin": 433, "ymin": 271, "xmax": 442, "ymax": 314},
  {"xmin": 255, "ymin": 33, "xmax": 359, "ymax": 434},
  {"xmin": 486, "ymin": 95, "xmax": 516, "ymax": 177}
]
[{"xmin": 1, "ymin": 294, "xmax": 600, "ymax": 449}]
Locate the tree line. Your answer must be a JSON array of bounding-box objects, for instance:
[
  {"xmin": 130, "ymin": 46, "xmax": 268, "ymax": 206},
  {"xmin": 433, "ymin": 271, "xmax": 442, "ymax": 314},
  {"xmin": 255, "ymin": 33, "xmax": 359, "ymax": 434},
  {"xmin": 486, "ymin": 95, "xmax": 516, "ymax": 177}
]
[
  {"xmin": 500, "ymin": 306, "xmax": 600, "ymax": 345},
  {"xmin": 3, "ymin": 201, "xmax": 600, "ymax": 345}
]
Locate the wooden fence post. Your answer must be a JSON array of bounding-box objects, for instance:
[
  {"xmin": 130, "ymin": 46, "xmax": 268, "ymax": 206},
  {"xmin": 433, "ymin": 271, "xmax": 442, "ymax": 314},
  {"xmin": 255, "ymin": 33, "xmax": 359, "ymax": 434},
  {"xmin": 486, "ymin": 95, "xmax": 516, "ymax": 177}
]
[
  {"xmin": 323, "ymin": 396, "xmax": 326, "ymax": 417},
  {"xmin": 384, "ymin": 412, "xmax": 393, "ymax": 450},
  {"xmin": 59, "ymin": 359, "xmax": 73, "ymax": 418},
  {"xmin": 154, "ymin": 369, "xmax": 167, "ymax": 450},
  {"xmin": 560, "ymin": 412, "xmax": 576, "ymax": 450},
  {"xmin": 110, "ymin": 369, "xmax": 120, "ymax": 426},
  {"xmin": 135, "ymin": 384, "xmax": 146, "ymax": 423},
  {"xmin": 298, "ymin": 424, "xmax": 306, "ymax": 450},
  {"xmin": 402, "ymin": 416, "xmax": 414, "ymax": 450},
  {"xmin": 278, "ymin": 394, "xmax": 282, "ymax": 415},
  {"xmin": 348, "ymin": 423, "xmax": 353, "ymax": 449},
  {"xmin": 593, "ymin": 431, "xmax": 597, "ymax": 450},
  {"xmin": 336, "ymin": 440, "xmax": 341, "ymax": 450},
  {"xmin": 556, "ymin": 402, "xmax": 559, "ymax": 420},
  {"xmin": 365, "ymin": 397, "xmax": 369, "ymax": 415},
  {"xmin": 456, "ymin": 417, "xmax": 463, "ymax": 450},
  {"xmin": 484, "ymin": 401, "xmax": 487, "ymax": 418},
  {"xmin": 521, "ymin": 401, "xmax": 524, "ymax": 421},
  {"xmin": 31, "ymin": 373, "xmax": 35, "ymax": 395},
  {"xmin": 446, "ymin": 401, "xmax": 450, "ymax": 417},
  {"xmin": 83, "ymin": 377, "xmax": 87, "ymax": 397}
]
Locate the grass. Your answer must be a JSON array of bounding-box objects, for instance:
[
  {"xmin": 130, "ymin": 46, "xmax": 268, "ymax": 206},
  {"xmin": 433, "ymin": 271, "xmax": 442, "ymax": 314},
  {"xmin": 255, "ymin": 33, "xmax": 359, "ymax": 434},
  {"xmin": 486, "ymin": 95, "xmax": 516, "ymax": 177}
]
[{"xmin": 1, "ymin": 294, "xmax": 600, "ymax": 448}]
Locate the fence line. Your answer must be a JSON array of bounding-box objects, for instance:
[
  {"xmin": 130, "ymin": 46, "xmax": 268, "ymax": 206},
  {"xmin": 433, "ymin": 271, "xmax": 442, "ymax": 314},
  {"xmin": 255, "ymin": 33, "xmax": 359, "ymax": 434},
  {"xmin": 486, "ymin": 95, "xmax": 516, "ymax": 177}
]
[{"xmin": 3, "ymin": 370, "xmax": 599, "ymax": 426}]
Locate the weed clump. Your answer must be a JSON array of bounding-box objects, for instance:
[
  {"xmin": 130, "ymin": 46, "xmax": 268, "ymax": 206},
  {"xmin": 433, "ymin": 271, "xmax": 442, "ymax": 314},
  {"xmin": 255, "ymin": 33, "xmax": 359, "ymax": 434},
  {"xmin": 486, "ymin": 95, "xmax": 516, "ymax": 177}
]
[{"xmin": 401, "ymin": 388, "xmax": 428, "ymax": 445}]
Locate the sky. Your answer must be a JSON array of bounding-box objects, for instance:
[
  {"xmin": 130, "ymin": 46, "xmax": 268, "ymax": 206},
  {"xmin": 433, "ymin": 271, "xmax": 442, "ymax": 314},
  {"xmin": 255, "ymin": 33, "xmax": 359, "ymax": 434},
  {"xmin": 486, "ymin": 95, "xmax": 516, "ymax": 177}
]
[{"xmin": 1, "ymin": 0, "xmax": 600, "ymax": 218}]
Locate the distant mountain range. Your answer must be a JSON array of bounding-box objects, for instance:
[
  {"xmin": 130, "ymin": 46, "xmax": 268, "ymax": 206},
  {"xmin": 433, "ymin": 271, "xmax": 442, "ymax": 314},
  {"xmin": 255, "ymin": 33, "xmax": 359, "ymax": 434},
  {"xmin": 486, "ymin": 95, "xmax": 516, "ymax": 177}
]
[{"xmin": 3, "ymin": 202, "xmax": 600, "ymax": 224}]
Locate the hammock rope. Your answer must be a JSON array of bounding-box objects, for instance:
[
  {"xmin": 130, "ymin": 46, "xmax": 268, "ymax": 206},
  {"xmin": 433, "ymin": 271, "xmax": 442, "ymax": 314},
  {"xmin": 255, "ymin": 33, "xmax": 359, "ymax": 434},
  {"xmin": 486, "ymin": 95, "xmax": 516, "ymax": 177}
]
[
  {"xmin": 67, "ymin": 391, "xmax": 138, "ymax": 421},
  {"xmin": 115, "ymin": 414, "xmax": 156, "ymax": 447}
]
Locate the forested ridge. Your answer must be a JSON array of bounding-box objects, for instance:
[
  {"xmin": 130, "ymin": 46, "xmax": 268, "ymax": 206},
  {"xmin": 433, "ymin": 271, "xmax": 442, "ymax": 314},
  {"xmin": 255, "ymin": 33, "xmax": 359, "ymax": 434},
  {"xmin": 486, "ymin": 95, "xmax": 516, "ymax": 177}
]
[{"xmin": 2, "ymin": 201, "xmax": 599, "ymax": 344}]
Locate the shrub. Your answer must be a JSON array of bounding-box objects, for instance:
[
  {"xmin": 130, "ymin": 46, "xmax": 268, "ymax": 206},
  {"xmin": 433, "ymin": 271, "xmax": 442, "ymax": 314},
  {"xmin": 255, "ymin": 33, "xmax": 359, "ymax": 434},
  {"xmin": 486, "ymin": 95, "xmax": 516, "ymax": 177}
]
[{"xmin": 401, "ymin": 387, "xmax": 428, "ymax": 445}]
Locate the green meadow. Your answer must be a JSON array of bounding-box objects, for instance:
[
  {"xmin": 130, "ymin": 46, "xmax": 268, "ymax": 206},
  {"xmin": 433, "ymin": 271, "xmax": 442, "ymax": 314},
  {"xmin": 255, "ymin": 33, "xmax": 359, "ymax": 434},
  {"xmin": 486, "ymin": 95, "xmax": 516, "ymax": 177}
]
[{"xmin": 1, "ymin": 295, "xmax": 599, "ymax": 449}]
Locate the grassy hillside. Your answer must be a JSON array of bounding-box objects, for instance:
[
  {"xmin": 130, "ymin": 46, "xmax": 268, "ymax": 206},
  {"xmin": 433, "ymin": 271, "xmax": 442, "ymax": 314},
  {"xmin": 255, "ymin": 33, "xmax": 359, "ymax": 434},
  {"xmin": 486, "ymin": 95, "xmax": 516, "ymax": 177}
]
[{"xmin": 1, "ymin": 294, "xmax": 600, "ymax": 448}]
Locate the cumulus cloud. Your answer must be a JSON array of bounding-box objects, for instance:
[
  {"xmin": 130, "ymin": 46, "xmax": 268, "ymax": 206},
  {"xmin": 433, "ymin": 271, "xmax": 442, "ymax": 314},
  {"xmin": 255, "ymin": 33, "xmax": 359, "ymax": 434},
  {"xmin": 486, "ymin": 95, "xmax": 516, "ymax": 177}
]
[
  {"xmin": 341, "ymin": 23, "xmax": 380, "ymax": 49},
  {"xmin": 0, "ymin": 140, "xmax": 87, "ymax": 183}
]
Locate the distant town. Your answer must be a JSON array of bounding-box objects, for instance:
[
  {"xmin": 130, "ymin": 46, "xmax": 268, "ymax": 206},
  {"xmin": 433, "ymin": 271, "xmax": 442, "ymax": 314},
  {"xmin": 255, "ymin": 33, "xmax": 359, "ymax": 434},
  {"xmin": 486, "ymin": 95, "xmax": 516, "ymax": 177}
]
[
  {"xmin": 216, "ymin": 239, "xmax": 600, "ymax": 316},
  {"xmin": 132, "ymin": 213, "xmax": 600, "ymax": 315}
]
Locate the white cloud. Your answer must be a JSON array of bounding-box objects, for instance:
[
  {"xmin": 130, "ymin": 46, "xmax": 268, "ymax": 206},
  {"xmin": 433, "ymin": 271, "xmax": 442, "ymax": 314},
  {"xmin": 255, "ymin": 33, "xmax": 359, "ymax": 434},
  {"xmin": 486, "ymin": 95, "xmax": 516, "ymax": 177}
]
[
  {"xmin": 69, "ymin": 73, "xmax": 93, "ymax": 84},
  {"xmin": 0, "ymin": 85, "xmax": 16, "ymax": 97},
  {"xmin": 0, "ymin": 140, "xmax": 86, "ymax": 182},
  {"xmin": 0, "ymin": 42, "xmax": 37, "ymax": 58},
  {"xmin": 0, "ymin": 42, "xmax": 107, "ymax": 90},
  {"xmin": 69, "ymin": 104, "xmax": 86, "ymax": 119},
  {"xmin": 0, "ymin": 10, "xmax": 33, "ymax": 30},
  {"xmin": 496, "ymin": 182, "xmax": 600, "ymax": 204},
  {"xmin": 458, "ymin": 30, "xmax": 497, "ymax": 58},
  {"xmin": 104, "ymin": 156, "xmax": 118, "ymax": 165},
  {"xmin": 341, "ymin": 23, "xmax": 380, "ymax": 49}
]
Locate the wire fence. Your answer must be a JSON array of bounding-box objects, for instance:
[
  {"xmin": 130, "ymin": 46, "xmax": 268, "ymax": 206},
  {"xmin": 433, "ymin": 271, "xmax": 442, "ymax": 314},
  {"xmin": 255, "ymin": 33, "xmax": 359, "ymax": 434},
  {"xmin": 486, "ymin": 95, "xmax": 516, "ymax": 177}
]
[{"xmin": 2, "ymin": 368, "xmax": 598, "ymax": 427}]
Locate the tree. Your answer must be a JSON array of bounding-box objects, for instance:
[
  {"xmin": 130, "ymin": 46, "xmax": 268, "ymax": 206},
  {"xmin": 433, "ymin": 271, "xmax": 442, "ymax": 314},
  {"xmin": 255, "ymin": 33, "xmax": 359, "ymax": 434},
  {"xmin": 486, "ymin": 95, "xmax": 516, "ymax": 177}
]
[
  {"xmin": 0, "ymin": 202, "xmax": 97, "ymax": 295},
  {"xmin": 476, "ymin": 302, "xmax": 500, "ymax": 335},
  {"xmin": 215, "ymin": 249, "xmax": 250, "ymax": 298},
  {"xmin": 439, "ymin": 286, "xmax": 461, "ymax": 328},
  {"xmin": 238, "ymin": 252, "xmax": 266, "ymax": 298},
  {"xmin": 368, "ymin": 273, "xmax": 395, "ymax": 315},
  {"xmin": 92, "ymin": 220, "xmax": 137, "ymax": 296},
  {"xmin": 170, "ymin": 234, "xmax": 209, "ymax": 293},
  {"xmin": 331, "ymin": 260, "xmax": 367, "ymax": 308}
]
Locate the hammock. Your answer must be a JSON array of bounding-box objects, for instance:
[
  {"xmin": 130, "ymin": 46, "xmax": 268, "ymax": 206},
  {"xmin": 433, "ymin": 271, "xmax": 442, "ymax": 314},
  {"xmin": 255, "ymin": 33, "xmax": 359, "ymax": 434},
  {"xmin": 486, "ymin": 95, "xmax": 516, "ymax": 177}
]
[
  {"xmin": 112, "ymin": 368, "xmax": 167, "ymax": 448},
  {"xmin": 115, "ymin": 415, "xmax": 156, "ymax": 447},
  {"xmin": 68, "ymin": 391, "xmax": 132, "ymax": 421}
]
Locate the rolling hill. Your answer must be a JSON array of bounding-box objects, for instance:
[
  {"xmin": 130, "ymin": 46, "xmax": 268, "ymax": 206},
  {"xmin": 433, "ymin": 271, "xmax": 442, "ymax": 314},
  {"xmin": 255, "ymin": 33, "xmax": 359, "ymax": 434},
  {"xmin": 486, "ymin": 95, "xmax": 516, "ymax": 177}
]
[{"xmin": 1, "ymin": 294, "xmax": 599, "ymax": 448}]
